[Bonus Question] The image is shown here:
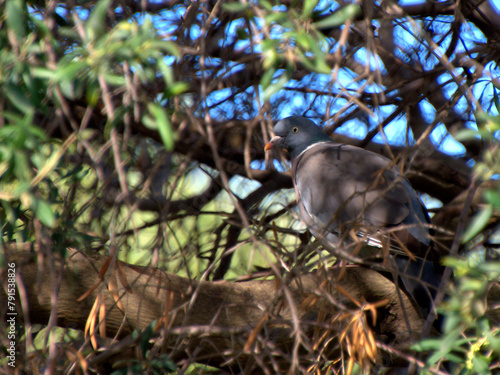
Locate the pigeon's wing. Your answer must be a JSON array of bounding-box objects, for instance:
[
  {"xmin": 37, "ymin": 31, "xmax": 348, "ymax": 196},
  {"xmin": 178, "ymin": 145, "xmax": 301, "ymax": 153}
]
[
  {"xmin": 294, "ymin": 142, "xmax": 440, "ymax": 318},
  {"xmin": 293, "ymin": 143, "xmax": 431, "ymax": 251}
]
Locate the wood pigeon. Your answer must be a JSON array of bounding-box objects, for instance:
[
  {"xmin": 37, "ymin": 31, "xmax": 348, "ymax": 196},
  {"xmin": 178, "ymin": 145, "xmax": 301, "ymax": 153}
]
[{"xmin": 265, "ymin": 116, "xmax": 442, "ymax": 318}]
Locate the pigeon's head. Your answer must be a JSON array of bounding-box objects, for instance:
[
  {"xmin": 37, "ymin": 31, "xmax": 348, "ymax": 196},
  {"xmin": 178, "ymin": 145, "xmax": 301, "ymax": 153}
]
[{"xmin": 265, "ymin": 116, "xmax": 331, "ymax": 159}]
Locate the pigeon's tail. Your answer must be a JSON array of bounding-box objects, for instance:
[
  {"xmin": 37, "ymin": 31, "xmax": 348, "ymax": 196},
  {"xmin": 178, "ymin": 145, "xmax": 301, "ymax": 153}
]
[{"xmin": 393, "ymin": 254, "xmax": 444, "ymax": 325}]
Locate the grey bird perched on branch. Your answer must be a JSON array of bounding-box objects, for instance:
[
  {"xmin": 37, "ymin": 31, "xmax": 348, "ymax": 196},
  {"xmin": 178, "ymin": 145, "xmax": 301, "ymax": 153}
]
[{"xmin": 265, "ymin": 116, "xmax": 442, "ymax": 320}]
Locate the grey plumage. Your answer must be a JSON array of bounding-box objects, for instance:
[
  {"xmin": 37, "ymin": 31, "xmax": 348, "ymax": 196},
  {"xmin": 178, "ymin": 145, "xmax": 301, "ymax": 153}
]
[{"xmin": 266, "ymin": 116, "xmax": 441, "ymax": 318}]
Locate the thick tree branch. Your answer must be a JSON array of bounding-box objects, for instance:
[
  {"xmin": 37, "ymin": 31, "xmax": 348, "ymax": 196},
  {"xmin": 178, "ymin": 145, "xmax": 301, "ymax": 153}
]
[{"xmin": 6, "ymin": 246, "xmax": 429, "ymax": 371}]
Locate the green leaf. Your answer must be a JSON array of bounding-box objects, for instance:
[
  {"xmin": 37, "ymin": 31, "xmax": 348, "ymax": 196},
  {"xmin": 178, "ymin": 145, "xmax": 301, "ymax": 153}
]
[
  {"xmin": 139, "ymin": 321, "xmax": 155, "ymax": 356},
  {"xmin": 443, "ymin": 314, "xmax": 462, "ymax": 333},
  {"xmin": 488, "ymin": 335, "xmax": 500, "ymax": 353},
  {"xmin": 86, "ymin": 0, "xmax": 112, "ymax": 42},
  {"xmin": 3, "ymin": 82, "xmax": 34, "ymax": 113},
  {"xmin": 477, "ymin": 261, "xmax": 500, "ymax": 274},
  {"xmin": 259, "ymin": 0, "xmax": 273, "ymax": 12},
  {"xmin": 164, "ymin": 82, "xmax": 190, "ymax": 97},
  {"xmin": 58, "ymin": 26, "xmax": 79, "ymax": 39},
  {"xmin": 484, "ymin": 189, "xmax": 500, "ymax": 209},
  {"xmin": 30, "ymin": 13, "xmax": 51, "ymax": 39},
  {"xmin": 58, "ymin": 77, "xmax": 85, "ymax": 100},
  {"xmin": 14, "ymin": 151, "xmax": 30, "ymax": 182},
  {"xmin": 55, "ymin": 61, "xmax": 88, "ymax": 83},
  {"xmin": 6, "ymin": 0, "xmax": 27, "ymax": 41},
  {"xmin": 297, "ymin": 51, "xmax": 331, "ymax": 74},
  {"xmin": 102, "ymin": 73, "xmax": 126, "ymax": 86},
  {"xmin": 426, "ymin": 335, "xmax": 467, "ymax": 366},
  {"xmin": 314, "ymin": 4, "xmax": 361, "ymax": 30},
  {"xmin": 461, "ymin": 278, "xmax": 485, "ymax": 292},
  {"xmin": 461, "ymin": 204, "xmax": 493, "ymax": 243},
  {"xmin": 148, "ymin": 40, "xmax": 181, "ymax": 58},
  {"xmin": 260, "ymin": 67, "xmax": 276, "ymax": 89},
  {"xmin": 158, "ymin": 59, "xmax": 177, "ymax": 88},
  {"xmin": 296, "ymin": 32, "xmax": 313, "ymax": 50},
  {"xmin": 453, "ymin": 128, "xmax": 482, "ymax": 141},
  {"xmin": 302, "ymin": 0, "xmax": 319, "ymax": 18},
  {"xmin": 151, "ymin": 354, "xmax": 177, "ymax": 372},
  {"xmin": 263, "ymin": 49, "xmax": 279, "ymax": 70},
  {"xmin": 32, "ymin": 67, "xmax": 55, "ymax": 81},
  {"xmin": 471, "ymin": 355, "xmax": 490, "ymax": 373},
  {"xmin": 264, "ymin": 12, "xmax": 289, "ymax": 25},
  {"xmin": 445, "ymin": 352, "xmax": 467, "ymax": 363},
  {"xmin": 412, "ymin": 338, "xmax": 443, "ymax": 351},
  {"xmin": 85, "ymin": 80, "xmax": 100, "ymax": 107},
  {"xmin": 263, "ymin": 71, "xmax": 289, "ymax": 101},
  {"xmin": 477, "ymin": 110, "xmax": 500, "ymax": 133},
  {"xmin": 33, "ymin": 198, "xmax": 56, "ymax": 228},
  {"xmin": 222, "ymin": 2, "xmax": 250, "ymax": 13},
  {"xmin": 146, "ymin": 103, "xmax": 175, "ymax": 151},
  {"xmin": 236, "ymin": 27, "xmax": 249, "ymax": 39}
]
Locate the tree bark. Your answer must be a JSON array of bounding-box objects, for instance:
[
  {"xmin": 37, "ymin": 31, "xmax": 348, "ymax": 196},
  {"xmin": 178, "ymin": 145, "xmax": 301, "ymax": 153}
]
[{"xmin": 5, "ymin": 245, "xmax": 427, "ymax": 372}]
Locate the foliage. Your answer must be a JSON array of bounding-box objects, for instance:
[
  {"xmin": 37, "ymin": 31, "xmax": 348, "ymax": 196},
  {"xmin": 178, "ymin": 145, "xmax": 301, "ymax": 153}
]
[
  {"xmin": 109, "ymin": 322, "xmax": 177, "ymax": 375},
  {"xmin": 417, "ymin": 113, "xmax": 500, "ymax": 375},
  {"xmin": 414, "ymin": 256, "xmax": 500, "ymax": 374},
  {"xmin": 0, "ymin": 0, "xmax": 499, "ymax": 373}
]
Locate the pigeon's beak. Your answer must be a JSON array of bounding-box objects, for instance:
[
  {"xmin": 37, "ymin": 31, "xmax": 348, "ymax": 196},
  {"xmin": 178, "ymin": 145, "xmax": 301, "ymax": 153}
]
[{"xmin": 264, "ymin": 136, "xmax": 283, "ymax": 151}]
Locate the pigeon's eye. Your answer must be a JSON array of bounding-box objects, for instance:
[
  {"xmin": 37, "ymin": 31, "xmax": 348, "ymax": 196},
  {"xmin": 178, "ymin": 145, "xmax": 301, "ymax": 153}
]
[{"xmin": 292, "ymin": 127, "xmax": 299, "ymax": 133}]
